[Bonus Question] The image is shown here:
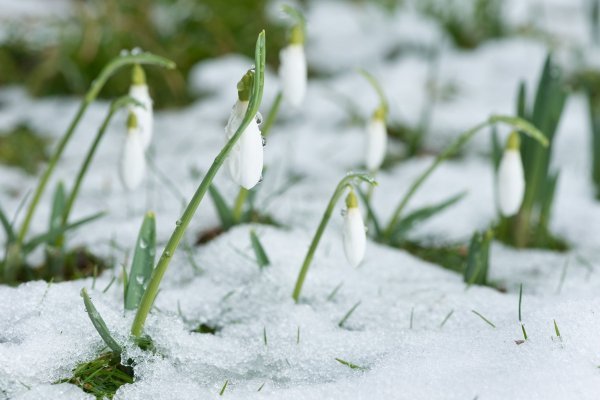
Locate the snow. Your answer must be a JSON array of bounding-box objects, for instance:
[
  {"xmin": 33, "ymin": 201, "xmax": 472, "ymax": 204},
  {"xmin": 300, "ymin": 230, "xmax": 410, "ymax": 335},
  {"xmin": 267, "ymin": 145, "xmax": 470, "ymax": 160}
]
[{"xmin": 2, "ymin": 0, "xmax": 600, "ymax": 399}]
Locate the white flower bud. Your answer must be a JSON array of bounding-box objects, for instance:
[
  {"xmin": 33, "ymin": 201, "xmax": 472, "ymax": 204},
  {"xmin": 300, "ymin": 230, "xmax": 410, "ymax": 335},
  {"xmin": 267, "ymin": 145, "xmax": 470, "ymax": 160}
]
[
  {"xmin": 279, "ymin": 43, "xmax": 307, "ymax": 108},
  {"xmin": 343, "ymin": 191, "xmax": 366, "ymax": 267},
  {"xmin": 225, "ymin": 100, "xmax": 264, "ymax": 190},
  {"xmin": 129, "ymin": 84, "xmax": 153, "ymax": 150},
  {"xmin": 120, "ymin": 113, "xmax": 146, "ymax": 191},
  {"xmin": 366, "ymin": 113, "xmax": 387, "ymax": 171},
  {"xmin": 497, "ymin": 132, "xmax": 525, "ymax": 217},
  {"xmin": 129, "ymin": 64, "xmax": 153, "ymax": 150}
]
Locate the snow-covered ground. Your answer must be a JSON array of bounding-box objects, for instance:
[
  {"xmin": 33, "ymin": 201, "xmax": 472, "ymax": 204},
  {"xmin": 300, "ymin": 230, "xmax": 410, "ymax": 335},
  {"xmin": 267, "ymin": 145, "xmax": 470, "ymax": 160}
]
[{"xmin": 1, "ymin": 0, "xmax": 600, "ymax": 399}]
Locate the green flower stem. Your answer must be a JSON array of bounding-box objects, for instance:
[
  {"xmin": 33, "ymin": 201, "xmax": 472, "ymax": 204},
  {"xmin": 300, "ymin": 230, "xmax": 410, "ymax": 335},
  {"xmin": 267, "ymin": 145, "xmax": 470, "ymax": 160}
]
[
  {"xmin": 291, "ymin": 172, "xmax": 375, "ymax": 303},
  {"xmin": 16, "ymin": 53, "xmax": 175, "ymax": 245},
  {"xmin": 130, "ymin": 31, "xmax": 265, "ymax": 338},
  {"xmin": 261, "ymin": 91, "xmax": 283, "ymax": 138},
  {"xmin": 382, "ymin": 115, "xmax": 548, "ymax": 241},
  {"xmin": 61, "ymin": 96, "xmax": 141, "ymax": 227}
]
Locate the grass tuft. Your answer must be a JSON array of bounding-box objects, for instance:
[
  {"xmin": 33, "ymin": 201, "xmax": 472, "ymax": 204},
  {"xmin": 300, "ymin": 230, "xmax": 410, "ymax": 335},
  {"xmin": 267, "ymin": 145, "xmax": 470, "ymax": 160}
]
[
  {"xmin": 60, "ymin": 352, "xmax": 133, "ymax": 399},
  {"xmin": 439, "ymin": 310, "xmax": 454, "ymax": 328}
]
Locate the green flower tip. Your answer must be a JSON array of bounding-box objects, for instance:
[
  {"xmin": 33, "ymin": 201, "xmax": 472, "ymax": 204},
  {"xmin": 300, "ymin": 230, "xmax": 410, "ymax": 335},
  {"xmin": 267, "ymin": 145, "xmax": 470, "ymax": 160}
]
[
  {"xmin": 290, "ymin": 24, "xmax": 304, "ymax": 45},
  {"xmin": 506, "ymin": 131, "xmax": 520, "ymax": 150},
  {"xmin": 237, "ymin": 69, "xmax": 255, "ymax": 101},
  {"xmin": 145, "ymin": 211, "xmax": 155, "ymax": 219},
  {"xmin": 345, "ymin": 189, "xmax": 358, "ymax": 209},
  {"xmin": 127, "ymin": 112, "xmax": 138, "ymax": 129},
  {"xmin": 484, "ymin": 229, "xmax": 494, "ymax": 241},
  {"xmin": 373, "ymin": 105, "xmax": 386, "ymax": 121},
  {"xmin": 132, "ymin": 64, "xmax": 146, "ymax": 85}
]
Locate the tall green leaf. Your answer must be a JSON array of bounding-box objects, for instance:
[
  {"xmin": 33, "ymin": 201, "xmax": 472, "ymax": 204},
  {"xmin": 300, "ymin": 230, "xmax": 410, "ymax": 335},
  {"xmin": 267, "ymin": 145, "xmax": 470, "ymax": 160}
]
[
  {"xmin": 0, "ymin": 204, "xmax": 15, "ymax": 242},
  {"xmin": 464, "ymin": 230, "xmax": 493, "ymax": 286},
  {"xmin": 124, "ymin": 212, "xmax": 156, "ymax": 310},
  {"xmin": 48, "ymin": 182, "xmax": 66, "ymax": 247}
]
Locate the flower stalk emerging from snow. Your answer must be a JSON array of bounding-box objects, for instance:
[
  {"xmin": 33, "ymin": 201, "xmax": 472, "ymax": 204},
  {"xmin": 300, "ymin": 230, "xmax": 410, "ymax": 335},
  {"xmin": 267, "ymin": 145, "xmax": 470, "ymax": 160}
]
[
  {"xmin": 130, "ymin": 31, "xmax": 266, "ymax": 338},
  {"xmin": 497, "ymin": 132, "xmax": 525, "ymax": 217},
  {"xmin": 120, "ymin": 112, "xmax": 146, "ymax": 190},
  {"xmin": 129, "ymin": 64, "xmax": 153, "ymax": 150},
  {"xmin": 225, "ymin": 70, "xmax": 264, "ymax": 190},
  {"xmin": 382, "ymin": 115, "xmax": 548, "ymax": 242},
  {"xmin": 15, "ymin": 52, "xmax": 174, "ymax": 245},
  {"xmin": 292, "ymin": 172, "xmax": 376, "ymax": 303},
  {"xmin": 279, "ymin": 6, "xmax": 307, "ymax": 108},
  {"xmin": 343, "ymin": 190, "xmax": 367, "ymax": 267}
]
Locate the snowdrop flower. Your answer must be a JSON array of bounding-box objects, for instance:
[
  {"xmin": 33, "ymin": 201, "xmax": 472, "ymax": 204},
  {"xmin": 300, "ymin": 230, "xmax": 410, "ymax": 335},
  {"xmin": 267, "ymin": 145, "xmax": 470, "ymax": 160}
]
[
  {"xmin": 129, "ymin": 64, "xmax": 153, "ymax": 150},
  {"xmin": 279, "ymin": 23, "xmax": 307, "ymax": 108},
  {"xmin": 224, "ymin": 71, "xmax": 264, "ymax": 190},
  {"xmin": 120, "ymin": 112, "xmax": 146, "ymax": 190},
  {"xmin": 343, "ymin": 190, "xmax": 366, "ymax": 267},
  {"xmin": 497, "ymin": 131, "xmax": 525, "ymax": 217},
  {"xmin": 366, "ymin": 106, "xmax": 387, "ymax": 171}
]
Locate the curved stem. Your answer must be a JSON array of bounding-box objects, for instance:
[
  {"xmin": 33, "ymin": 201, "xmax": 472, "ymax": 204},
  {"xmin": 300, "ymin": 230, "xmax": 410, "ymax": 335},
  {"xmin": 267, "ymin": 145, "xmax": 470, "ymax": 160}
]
[
  {"xmin": 62, "ymin": 96, "xmax": 140, "ymax": 227},
  {"xmin": 357, "ymin": 68, "xmax": 388, "ymax": 113},
  {"xmin": 291, "ymin": 172, "xmax": 375, "ymax": 303},
  {"xmin": 131, "ymin": 31, "xmax": 266, "ymax": 338},
  {"xmin": 382, "ymin": 115, "xmax": 548, "ymax": 241},
  {"xmin": 17, "ymin": 53, "xmax": 175, "ymax": 245}
]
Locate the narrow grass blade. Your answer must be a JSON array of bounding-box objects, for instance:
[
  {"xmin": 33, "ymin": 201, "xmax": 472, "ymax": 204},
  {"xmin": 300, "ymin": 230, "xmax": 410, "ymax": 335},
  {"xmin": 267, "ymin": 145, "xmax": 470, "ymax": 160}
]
[
  {"xmin": 464, "ymin": 230, "xmax": 493, "ymax": 286},
  {"xmin": 521, "ymin": 323, "xmax": 528, "ymax": 340},
  {"xmin": 554, "ymin": 319, "xmax": 561, "ymax": 337},
  {"xmin": 124, "ymin": 212, "xmax": 156, "ymax": 310},
  {"xmin": 335, "ymin": 358, "xmax": 365, "ymax": 370},
  {"xmin": 338, "ymin": 301, "xmax": 361, "ymax": 328},
  {"xmin": 440, "ymin": 309, "xmax": 454, "ymax": 328},
  {"xmin": 208, "ymin": 184, "xmax": 234, "ymax": 230},
  {"xmin": 391, "ymin": 192, "xmax": 466, "ymax": 242},
  {"xmin": 518, "ymin": 283, "xmax": 523, "ymax": 321},
  {"xmin": 219, "ymin": 380, "xmax": 229, "ymax": 396},
  {"xmin": 81, "ymin": 288, "xmax": 122, "ymax": 354},
  {"xmin": 249, "ymin": 230, "xmax": 270, "ymax": 269},
  {"xmin": 327, "ymin": 282, "xmax": 344, "ymax": 301},
  {"xmin": 471, "ymin": 309, "xmax": 496, "ymax": 328},
  {"xmin": 23, "ymin": 211, "xmax": 105, "ymax": 253}
]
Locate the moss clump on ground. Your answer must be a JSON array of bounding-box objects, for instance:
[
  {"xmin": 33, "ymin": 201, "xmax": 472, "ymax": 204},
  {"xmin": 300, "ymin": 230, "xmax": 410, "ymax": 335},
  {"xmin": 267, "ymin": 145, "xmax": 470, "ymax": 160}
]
[
  {"xmin": 61, "ymin": 352, "xmax": 133, "ymax": 399},
  {"xmin": 0, "ymin": 124, "xmax": 48, "ymax": 175}
]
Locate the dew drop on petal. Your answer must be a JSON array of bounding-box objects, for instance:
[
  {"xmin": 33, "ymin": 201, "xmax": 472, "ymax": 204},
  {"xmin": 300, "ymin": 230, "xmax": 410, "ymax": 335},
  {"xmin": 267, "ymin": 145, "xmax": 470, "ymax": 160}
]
[
  {"xmin": 255, "ymin": 112, "xmax": 263, "ymax": 125},
  {"xmin": 340, "ymin": 209, "xmax": 347, "ymax": 217},
  {"xmin": 139, "ymin": 239, "xmax": 148, "ymax": 249},
  {"xmin": 262, "ymin": 137, "xmax": 267, "ymax": 147}
]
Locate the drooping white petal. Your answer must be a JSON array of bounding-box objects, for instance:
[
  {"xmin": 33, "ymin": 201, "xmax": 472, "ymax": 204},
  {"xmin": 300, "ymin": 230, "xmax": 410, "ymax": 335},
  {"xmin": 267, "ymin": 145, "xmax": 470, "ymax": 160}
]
[
  {"xmin": 366, "ymin": 117, "xmax": 387, "ymax": 171},
  {"xmin": 129, "ymin": 84, "xmax": 153, "ymax": 149},
  {"xmin": 120, "ymin": 128, "xmax": 146, "ymax": 190},
  {"xmin": 497, "ymin": 149, "xmax": 525, "ymax": 216},
  {"xmin": 224, "ymin": 100, "xmax": 264, "ymax": 190},
  {"xmin": 279, "ymin": 44, "xmax": 307, "ymax": 108},
  {"xmin": 343, "ymin": 207, "xmax": 366, "ymax": 267}
]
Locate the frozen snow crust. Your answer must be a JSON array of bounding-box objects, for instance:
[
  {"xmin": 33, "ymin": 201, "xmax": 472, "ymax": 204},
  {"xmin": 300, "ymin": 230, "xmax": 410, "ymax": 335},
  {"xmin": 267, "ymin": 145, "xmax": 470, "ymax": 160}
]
[{"xmin": 2, "ymin": 0, "xmax": 600, "ymax": 398}]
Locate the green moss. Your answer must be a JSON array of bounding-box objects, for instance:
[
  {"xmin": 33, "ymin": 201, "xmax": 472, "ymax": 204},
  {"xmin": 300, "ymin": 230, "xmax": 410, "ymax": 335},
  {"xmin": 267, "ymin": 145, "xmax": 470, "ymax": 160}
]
[
  {"xmin": 60, "ymin": 352, "xmax": 133, "ymax": 399},
  {"xmin": 0, "ymin": 124, "xmax": 49, "ymax": 175}
]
